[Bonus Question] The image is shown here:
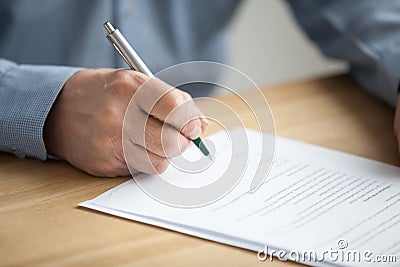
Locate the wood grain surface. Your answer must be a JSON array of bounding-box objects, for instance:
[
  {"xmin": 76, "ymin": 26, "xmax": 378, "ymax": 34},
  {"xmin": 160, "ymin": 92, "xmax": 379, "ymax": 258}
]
[{"xmin": 1, "ymin": 75, "xmax": 399, "ymax": 267}]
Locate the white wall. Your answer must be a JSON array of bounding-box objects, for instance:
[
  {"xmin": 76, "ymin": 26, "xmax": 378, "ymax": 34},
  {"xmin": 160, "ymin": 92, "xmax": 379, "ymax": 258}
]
[{"xmin": 220, "ymin": 0, "xmax": 348, "ymax": 91}]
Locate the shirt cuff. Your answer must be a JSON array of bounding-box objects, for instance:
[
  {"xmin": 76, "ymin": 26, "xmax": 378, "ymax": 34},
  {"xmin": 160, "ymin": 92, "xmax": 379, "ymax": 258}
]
[{"xmin": 0, "ymin": 61, "xmax": 80, "ymax": 160}]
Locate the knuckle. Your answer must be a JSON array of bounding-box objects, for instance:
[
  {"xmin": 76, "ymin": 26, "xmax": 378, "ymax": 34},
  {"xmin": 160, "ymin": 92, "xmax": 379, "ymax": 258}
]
[
  {"xmin": 114, "ymin": 69, "xmax": 133, "ymax": 84},
  {"xmin": 153, "ymin": 158, "xmax": 169, "ymax": 174},
  {"xmin": 185, "ymin": 118, "xmax": 201, "ymax": 131},
  {"xmin": 181, "ymin": 91, "xmax": 193, "ymax": 101},
  {"xmin": 163, "ymin": 98, "xmax": 180, "ymax": 116},
  {"xmin": 164, "ymin": 89, "xmax": 185, "ymax": 112},
  {"xmin": 161, "ymin": 133, "xmax": 179, "ymax": 156},
  {"xmin": 112, "ymin": 70, "xmax": 150, "ymax": 97},
  {"xmin": 133, "ymin": 71, "xmax": 150, "ymax": 84},
  {"xmin": 143, "ymin": 122, "xmax": 160, "ymax": 149}
]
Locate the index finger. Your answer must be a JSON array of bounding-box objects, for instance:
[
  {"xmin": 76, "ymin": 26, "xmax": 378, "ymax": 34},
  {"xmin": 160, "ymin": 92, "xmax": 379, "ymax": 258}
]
[{"xmin": 132, "ymin": 73, "xmax": 207, "ymax": 140}]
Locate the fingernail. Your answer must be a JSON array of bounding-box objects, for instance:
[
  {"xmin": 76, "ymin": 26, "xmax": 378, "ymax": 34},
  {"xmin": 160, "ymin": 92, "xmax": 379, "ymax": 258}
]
[
  {"xmin": 202, "ymin": 116, "xmax": 209, "ymax": 125},
  {"xmin": 184, "ymin": 124, "xmax": 202, "ymax": 139},
  {"xmin": 198, "ymin": 109, "xmax": 209, "ymax": 125}
]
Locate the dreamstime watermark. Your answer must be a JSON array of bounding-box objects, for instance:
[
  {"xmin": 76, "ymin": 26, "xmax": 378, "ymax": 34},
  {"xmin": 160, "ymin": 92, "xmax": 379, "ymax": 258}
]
[
  {"xmin": 122, "ymin": 61, "xmax": 276, "ymax": 208},
  {"xmin": 257, "ymin": 239, "xmax": 397, "ymax": 264}
]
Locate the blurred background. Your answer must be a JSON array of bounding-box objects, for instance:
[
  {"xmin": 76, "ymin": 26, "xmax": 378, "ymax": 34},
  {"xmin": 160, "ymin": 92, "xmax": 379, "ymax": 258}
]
[{"xmin": 220, "ymin": 0, "xmax": 348, "ymax": 91}]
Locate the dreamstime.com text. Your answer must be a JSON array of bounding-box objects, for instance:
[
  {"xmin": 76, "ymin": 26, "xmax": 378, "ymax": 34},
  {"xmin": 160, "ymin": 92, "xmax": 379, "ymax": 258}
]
[{"xmin": 257, "ymin": 239, "xmax": 397, "ymax": 264}]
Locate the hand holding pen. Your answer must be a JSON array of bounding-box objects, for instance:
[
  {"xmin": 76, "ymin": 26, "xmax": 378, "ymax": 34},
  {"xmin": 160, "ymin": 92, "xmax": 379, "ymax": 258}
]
[
  {"xmin": 43, "ymin": 24, "xmax": 209, "ymax": 177},
  {"xmin": 104, "ymin": 21, "xmax": 212, "ymax": 160}
]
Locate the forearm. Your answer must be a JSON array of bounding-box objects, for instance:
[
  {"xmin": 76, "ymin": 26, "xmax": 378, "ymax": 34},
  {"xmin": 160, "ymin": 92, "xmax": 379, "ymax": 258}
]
[
  {"xmin": 287, "ymin": 0, "xmax": 400, "ymax": 107},
  {"xmin": 0, "ymin": 58, "xmax": 80, "ymax": 160}
]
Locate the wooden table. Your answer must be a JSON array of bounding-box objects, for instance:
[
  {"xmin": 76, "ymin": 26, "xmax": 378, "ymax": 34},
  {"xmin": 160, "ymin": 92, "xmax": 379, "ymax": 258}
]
[{"xmin": 1, "ymin": 75, "xmax": 399, "ymax": 267}]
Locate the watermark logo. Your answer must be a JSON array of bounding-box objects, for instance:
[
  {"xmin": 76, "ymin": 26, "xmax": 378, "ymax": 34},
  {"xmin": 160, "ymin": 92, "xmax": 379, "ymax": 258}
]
[
  {"xmin": 122, "ymin": 61, "xmax": 276, "ymax": 208},
  {"xmin": 257, "ymin": 239, "xmax": 397, "ymax": 264},
  {"xmin": 337, "ymin": 239, "xmax": 348, "ymax": 250}
]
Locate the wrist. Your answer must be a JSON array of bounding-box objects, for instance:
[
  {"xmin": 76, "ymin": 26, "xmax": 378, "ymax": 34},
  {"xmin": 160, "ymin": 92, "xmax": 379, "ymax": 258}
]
[{"xmin": 43, "ymin": 100, "xmax": 61, "ymax": 158}]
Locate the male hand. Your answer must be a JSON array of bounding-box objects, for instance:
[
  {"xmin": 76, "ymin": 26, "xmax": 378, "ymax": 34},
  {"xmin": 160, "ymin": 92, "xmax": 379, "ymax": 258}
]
[{"xmin": 44, "ymin": 68, "xmax": 207, "ymax": 177}]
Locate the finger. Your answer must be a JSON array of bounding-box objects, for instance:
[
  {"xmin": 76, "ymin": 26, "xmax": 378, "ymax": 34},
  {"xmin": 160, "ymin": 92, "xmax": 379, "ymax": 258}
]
[
  {"xmin": 154, "ymin": 89, "xmax": 203, "ymax": 140},
  {"xmin": 197, "ymin": 108, "xmax": 209, "ymax": 133},
  {"xmin": 124, "ymin": 140, "xmax": 169, "ymax": 175},
  {"xmin": 132, "ymin": 76, "xmax": 203, "ymax": 139},
  {"xmin": 144, "ymin": 117, "xmax": 192, "ymax": 157},
  {"xmin": 124, "ymin": 103, "xmax": 191, "ymax": 157}
]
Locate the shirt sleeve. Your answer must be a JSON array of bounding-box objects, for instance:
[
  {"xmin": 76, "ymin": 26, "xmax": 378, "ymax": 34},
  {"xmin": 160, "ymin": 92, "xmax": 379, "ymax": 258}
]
[
  {"xmin": 286, "ymin": 0, "xmax": 400, "ymax": 107},
  {"xmin": 0, "ymin": 58, "xmax": 80, "ymax": 160}
]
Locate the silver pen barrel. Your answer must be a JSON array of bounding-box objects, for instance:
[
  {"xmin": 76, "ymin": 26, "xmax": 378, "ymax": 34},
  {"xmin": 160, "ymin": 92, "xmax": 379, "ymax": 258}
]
[{"xmin": 104, "ymin": 21, "xmax": 154, "ymax": 77}]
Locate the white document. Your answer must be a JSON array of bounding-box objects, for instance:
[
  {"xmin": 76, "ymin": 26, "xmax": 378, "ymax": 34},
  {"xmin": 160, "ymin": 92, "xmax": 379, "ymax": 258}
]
[{"xmin": 80, "ymin": 129, "xmax": 400, "ymax": 267}]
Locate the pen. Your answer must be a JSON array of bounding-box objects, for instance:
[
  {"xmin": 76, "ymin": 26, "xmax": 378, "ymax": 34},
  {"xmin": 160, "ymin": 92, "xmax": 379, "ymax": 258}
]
[{"xmin": 103, "ymin": 21, "xmax": 212, "ymax": 161}]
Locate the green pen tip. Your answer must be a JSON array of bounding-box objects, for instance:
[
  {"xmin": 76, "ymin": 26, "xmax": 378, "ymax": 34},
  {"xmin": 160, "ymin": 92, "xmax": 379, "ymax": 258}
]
[{"xmin": 192, "ymin": 137, "xmax": 211, "ymax": 159}]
